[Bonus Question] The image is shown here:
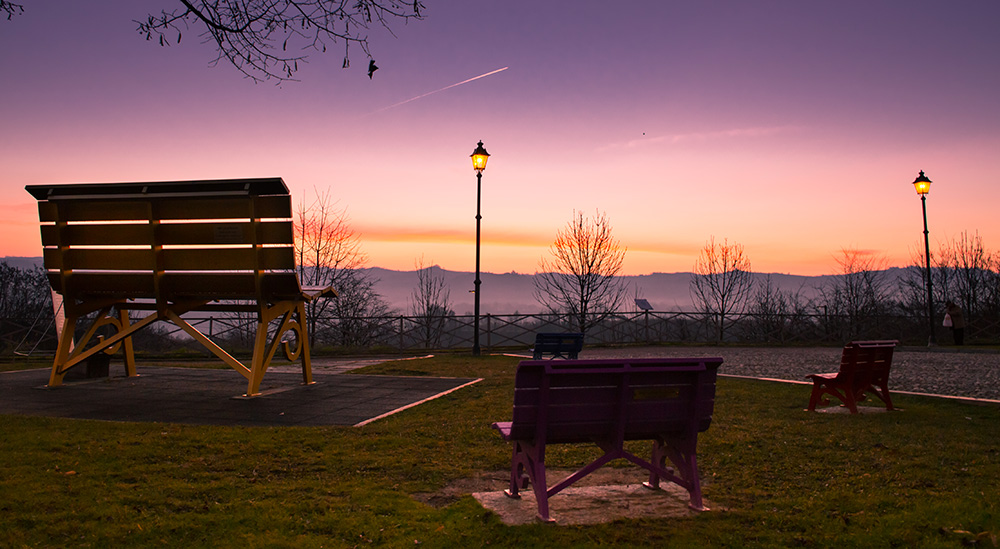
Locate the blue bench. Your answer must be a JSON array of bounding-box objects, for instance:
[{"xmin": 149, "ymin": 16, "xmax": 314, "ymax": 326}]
[
  {"xmin": 531, "ymin": 332, "xmax": 583, "ymax": 360},
  {"xmin": 492, "ymin": 357, "xmax": 723, "ymax": 522}
]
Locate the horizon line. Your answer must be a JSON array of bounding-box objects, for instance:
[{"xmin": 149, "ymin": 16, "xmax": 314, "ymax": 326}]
[{"xmin": 0, "ymin": 255, "xmax": 918, "ymax": 278}]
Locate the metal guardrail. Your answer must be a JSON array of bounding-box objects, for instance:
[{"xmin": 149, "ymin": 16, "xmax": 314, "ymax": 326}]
[{"xmin": 7, "ymin": 310, "xmax": 1000, "ymax": 357}]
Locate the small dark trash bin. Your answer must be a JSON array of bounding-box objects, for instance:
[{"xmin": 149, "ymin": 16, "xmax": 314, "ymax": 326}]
[{"xmin": 86, "ymin": 353, "xmax": 111, "ymax": 378}]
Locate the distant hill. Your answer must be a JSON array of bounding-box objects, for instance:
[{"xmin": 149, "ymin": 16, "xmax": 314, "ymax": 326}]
[
  {"xmin": 2, "ymin": 257, "xmax": 878, "ymax": 314},
  {"xmin": 362, "ymin": 266, "xmax": 842, "ymax": 314},
  {"xmin": 2, "ymin": 257, "xmax": 43, "ymax": 270}
]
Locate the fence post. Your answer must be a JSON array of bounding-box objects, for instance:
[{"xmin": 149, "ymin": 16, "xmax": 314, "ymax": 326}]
[{"xmin": 486, "ymin": 313, "xmax": 492, "ymax": 352}]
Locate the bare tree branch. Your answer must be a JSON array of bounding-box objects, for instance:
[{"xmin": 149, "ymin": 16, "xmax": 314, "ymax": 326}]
[
  {"xmin": 135, "ymin": 0, "xmax": 425, "ymax": 82},
  {"xmin": 1, "ymin": 1, "xmax": 23, "ymax": 21}
]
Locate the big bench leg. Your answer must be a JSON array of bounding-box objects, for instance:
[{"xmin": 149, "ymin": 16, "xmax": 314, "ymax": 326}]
[
  {"xmin": 48, "ymin": 305, "xmax": 139, "ymax": 387},
  {"xmin": 246, "ymin": 301, "xmax": 313, "ymax": 396}
]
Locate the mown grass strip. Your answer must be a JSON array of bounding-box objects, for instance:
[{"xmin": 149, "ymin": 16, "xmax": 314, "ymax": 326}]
[{"xmin": 1, "ymin": 354, "xmax": 997, "ymax": 547}]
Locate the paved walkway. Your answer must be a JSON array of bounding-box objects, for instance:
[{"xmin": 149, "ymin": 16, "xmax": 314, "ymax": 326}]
[{"xmin": 0, "ymin": 364, "xmax": 479, "ymax": 427}]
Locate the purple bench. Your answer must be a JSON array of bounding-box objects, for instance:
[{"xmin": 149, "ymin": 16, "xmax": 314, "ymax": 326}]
[
  {"xmin": 492, "ymin": 357, "xmax": 723, "ymax": 522},
  {"xmin": 806, "ymin": 340, "xmax": 897, "ymax": 414}
]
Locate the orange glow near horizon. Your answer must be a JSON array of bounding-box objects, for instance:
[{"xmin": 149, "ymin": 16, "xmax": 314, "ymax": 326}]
[{"xmin": 1, "ymin": 193, "xmax": 994, "ymax": 278}]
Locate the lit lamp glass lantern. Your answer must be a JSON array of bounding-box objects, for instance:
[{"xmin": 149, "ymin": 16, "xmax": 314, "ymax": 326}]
[
  {"xmin": 912, "ymin": 170, "xmax": 932, "ymax": 195},
  {"xmin": 471, "ymin": 141, "xmax": 490, "ymax": 172}
]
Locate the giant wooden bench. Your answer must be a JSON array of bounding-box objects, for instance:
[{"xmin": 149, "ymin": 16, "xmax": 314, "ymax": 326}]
[
  {"xmin": 25, "ymin": 178, "xmax": 337, "ymax": 396},
  {"xmin": 492, "ymin": 357, "xmax": 723, "ymax": 522},
  {"xmin": 806, "ymin": 340, "xmax": 897, "ymax": 414}
]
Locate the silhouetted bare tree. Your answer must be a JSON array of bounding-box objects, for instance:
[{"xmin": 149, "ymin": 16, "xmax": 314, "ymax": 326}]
[
  {"xmin": 818, "ymin": 247, "xmax": 894, "ymax": 339},
  {"xmin": 984, "ymin": 258, "xmax": 1000, "ymax": 322},
  {"xmin": 897, "ymin": 252, "xmax": 930, "ymax": 322},
  {"xmin": 0, "ymin": 261, "xmax": 53, "ymax": 353},
  {"xmin": 326, "ymin": 269, "xmax": 393, "ymax": 347},
  {"xmin": 902, "ymin": 231, "xmax": 999, "ymax": 340},
  {"xmin": 0, "ymin": 261, "xmax": 50, "ymax": 319},
  {"xmin": 409, "ymin": 257, "xmax": 452, "ymax": 348},
  {"xmin": 744, "ymin": 274, "xmax": 810, "ymax": 343},
  {"xmin": 941, "ymin": 231, "xmax": 994, "ymax": 319},
  {"xmin": 534, "ymin": 210, "xmax": 629, "ymax": 335},
  {"xmin": 689, "ymin": 237, "xmax": 752, "ymax": 342},
  {"xmin": 294, "ymin": 189, "xmax": 385, "ymax": 346}
]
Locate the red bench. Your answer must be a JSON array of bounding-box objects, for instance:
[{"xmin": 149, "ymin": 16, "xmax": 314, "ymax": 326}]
[
  {"xmin": 492, "ymin": 357, "xmax": 723, "ymax": 522},
  {"xmin": 806, "ymin": 340, "xmax": 897, "ymax": 414}
]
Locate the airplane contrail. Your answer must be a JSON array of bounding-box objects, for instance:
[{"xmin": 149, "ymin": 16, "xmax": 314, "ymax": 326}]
[{"xmin": 368, "ymin": 67, "xmax": 509, "ymax": 115}]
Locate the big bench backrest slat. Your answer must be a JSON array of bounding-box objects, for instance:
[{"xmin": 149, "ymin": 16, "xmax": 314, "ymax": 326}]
[
  {"xmin": 28, "ymin": 179, "xmax": 302, "ymax": 303},
  {"xmin": 39, "ymin": 219, "xmax": 293, "ymax": 248},
  {"xmin": 507, "ymin": 358, "xmax": 722, "ymax": 444},
  {"xmin": 42, "ymin": 246, "xmax": 295, "ymax": 272}
]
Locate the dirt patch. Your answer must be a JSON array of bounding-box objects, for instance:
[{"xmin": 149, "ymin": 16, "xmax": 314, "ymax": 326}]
[
  {"xmin": 815, "ymin": 405, "xmax": 893, "ymax": 414},
  {"xmin": 413, "ymin": 467, "xmax": 710, "ymax": 525}
]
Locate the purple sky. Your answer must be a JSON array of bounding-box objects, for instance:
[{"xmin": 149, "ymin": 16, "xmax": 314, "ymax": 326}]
[{"xmin": 3, "ymin": 1, "xmax": 999, "ymax": 275}]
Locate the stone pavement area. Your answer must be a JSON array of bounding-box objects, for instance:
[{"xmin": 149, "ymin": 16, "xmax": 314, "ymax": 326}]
[{"xmin": 578, "ymin": 345, "xmax": 1000, "ymax": 401}]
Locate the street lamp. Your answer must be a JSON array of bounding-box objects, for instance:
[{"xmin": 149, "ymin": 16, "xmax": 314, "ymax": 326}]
[
  {"xmin": 912, "ymin": 170, "xmax": 936, "ymax": 345},
  {"xmin": 470, "ymin": 141, "xmax": 490, "ymax": 356}
]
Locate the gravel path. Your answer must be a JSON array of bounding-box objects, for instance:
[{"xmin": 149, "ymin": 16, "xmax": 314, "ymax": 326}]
[
  {"xmin": 580, "ymin": 346, "xmax": 1000, "ymax": 401},
  {"xmin": 304, "ymin": 347, "xmax": 1000, "ymax": 402}
]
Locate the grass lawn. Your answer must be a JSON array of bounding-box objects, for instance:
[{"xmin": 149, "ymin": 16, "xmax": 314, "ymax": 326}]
[{"xmin": 1, "ymin": 354, "xmax": 998, "ymax": 547}]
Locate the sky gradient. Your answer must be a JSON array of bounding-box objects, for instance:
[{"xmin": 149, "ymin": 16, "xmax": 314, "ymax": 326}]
[{"xmin": 3, "ymin": 1, "xmax": 999, "ymax": 276}]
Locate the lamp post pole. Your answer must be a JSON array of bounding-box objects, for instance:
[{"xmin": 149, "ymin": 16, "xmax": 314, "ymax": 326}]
[
  {"xmin": 473, "ymin": 169, "xmax": 482, "ymax": 356},
  {"xmin": 913, "ymin": 170, "xmax": 936, "ymax": 346},
  {"xmin": 471, "ymin": 141, "xmax": 490, "ymax": 356}
]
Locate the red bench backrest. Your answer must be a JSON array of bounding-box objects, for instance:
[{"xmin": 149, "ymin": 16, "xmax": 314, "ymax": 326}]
[{"xmin": 837, "ymin": 340, "xmax": 896, "ymax": 385}]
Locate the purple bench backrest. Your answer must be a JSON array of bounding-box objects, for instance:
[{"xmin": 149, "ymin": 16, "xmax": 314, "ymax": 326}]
[{"xmin": 507, "ymin": 358, "xmax": 723, "ymax": 444}]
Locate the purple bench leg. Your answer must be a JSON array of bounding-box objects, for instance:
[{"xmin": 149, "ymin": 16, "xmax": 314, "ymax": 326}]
[
  {"xmin": 642, "ymin": 435, "xmax": 708, "ymax": 511},
  {"xmin": 504, "ymin": 440, "xmax": 555, "ymax": 522},
  {"xmin": 505, "ymin": 442, "xmax": 529, "ymax": 498}
]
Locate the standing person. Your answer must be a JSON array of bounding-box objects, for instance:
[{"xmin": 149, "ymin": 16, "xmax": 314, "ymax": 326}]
[{"xmin": 945, "ymin": 301, "xmax": 966, "ymax": 345}]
